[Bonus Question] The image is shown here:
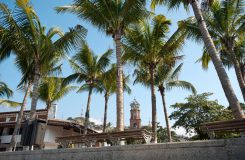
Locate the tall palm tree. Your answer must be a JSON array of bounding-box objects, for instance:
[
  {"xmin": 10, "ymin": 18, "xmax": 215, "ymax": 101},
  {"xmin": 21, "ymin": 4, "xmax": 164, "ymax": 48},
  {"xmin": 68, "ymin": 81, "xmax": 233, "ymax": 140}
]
[
  {"xmin": 6, "ymin": 83, "xmax": 31, "ymax": 151},
  {"xmin": 123, "ymin": 15, "xmax": 187, "ymax": 143},
  {"xmin": 181, "ymin": 0, "xmax": 245, "ymax": 101},
  {"xmin": 156, "ymin": 64, "xmax": 196, "ymax": 142},
  {"xmin": 0, "ymin": 0, "xmax": 87, "ymax": 120},
  {"xmin": 97, "ymin": 64, "xmax": 131, "ymax": 133},
  {"xmin": 56, "ymin": 0, "xmax": 148, "ymax": 131},
  {"xmin": 38, "ymin": 77, "xmax": 76, "ymax": 120},
  {"xmin": 7, "ymin": 47, "xmax": 64, "ymax": 151},
  {"xmin": 0, "ymin": 0, "xmax": 86, "ymax": 151},
  {"xmin": 64, "ymin": 43, "xmax": 112, "ymax": 134},
  {"xmin": 134, "ymin": 63, "xmax": 196, "ymax": 142},
  {"xmin": 151, "ymin": 0, "xmax": 244, "ymax": 119}
]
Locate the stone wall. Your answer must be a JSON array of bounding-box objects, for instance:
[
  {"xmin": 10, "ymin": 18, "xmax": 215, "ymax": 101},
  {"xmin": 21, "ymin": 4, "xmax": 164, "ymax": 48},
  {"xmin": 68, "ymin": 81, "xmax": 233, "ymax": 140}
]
[{"xmin": 0, "ymin": 138, "xmax": 244, "ymax": 160}]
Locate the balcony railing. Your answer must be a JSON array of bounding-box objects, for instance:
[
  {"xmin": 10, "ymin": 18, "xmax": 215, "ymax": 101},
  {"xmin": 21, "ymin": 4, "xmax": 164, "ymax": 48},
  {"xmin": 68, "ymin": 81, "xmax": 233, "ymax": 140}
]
[{"xmin": 0, "ymin": 135, "xmax": 21, "ymax": 144}]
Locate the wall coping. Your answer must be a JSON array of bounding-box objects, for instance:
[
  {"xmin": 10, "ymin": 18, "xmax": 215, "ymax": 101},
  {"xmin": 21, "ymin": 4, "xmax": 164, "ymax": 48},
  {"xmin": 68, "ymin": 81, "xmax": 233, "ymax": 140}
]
[{"xmin": 0, "ymin": 138, "xmax": 244, "ymax": 156}]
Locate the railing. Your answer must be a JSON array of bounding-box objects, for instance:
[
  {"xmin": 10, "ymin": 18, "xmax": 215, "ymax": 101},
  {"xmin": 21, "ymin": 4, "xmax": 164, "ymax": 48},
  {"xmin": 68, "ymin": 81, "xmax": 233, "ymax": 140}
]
[
  {"xmin": 56, "ymin": 129, "xmax": 153, "ymax": 148},
  {"xmin": 0, "ymin": 135, "xmax": 21, "ymax": 144}
]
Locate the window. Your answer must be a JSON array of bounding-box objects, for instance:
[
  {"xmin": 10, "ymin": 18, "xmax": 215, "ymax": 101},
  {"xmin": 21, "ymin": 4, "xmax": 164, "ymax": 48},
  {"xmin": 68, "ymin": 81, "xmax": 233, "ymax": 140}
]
[
  {"xmin": 8, "ymin": 128, "xmax": 14, "ymax": 135},
  {"xmin": 0, "ymin": 127, "xmax": 3, "ymax": 136},
  {"xmin": 133, "ymin": 123, "xmax": 137, "ymax": 128}
]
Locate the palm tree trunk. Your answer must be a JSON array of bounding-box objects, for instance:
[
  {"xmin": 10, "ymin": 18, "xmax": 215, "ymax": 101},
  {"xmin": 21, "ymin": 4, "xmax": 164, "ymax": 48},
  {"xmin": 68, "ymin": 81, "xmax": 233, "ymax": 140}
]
[
  {"xmin": 159, "ymin": 86, "xmax": 172, "ymax": 142},
  {"xmin": 114, "ymin": 31, "xmax": 124, "ymax": 132},
  {"xmin": 103, "ymin": 93, "xmax": 109, "ymax": 133},
  {"xmin": 7, "ymin": 82, "xmax": 32, "ymax": 151},
  {"xmin": 191, "ymin": 0, "xmax": 244, "ymax": 119},
  {"xmin": 150, "ymin": 66, "xmax": 157, "ymax": 143},
  {"xmin": 227, "ymin": 46, "xmax": 245, "ymax": 101},
  {"xmin": 46, "ymin": 102, "xmax": 52, "ymax": 121},
  {"xmin": 30, "ymin": 65, "xmax": 41, "ymax": 120},
  {"xmin": 241, "ymin": 64, "xmax": 245, "ymax": 82},
  {"xmin": 84, "ymin": 86, "xmax": 93, "ymax": 134}
]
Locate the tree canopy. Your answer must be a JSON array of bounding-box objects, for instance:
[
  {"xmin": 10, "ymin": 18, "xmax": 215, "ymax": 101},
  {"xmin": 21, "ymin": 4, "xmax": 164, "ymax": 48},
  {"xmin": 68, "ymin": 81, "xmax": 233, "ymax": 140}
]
[{"xmin": 170, "ymin": 92, "xmax": 233, "ymax": 139}]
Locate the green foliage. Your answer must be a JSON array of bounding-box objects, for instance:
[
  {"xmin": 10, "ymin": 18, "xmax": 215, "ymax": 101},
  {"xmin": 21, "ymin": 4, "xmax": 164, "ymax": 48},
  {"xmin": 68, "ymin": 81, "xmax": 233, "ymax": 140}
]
[
  {"xmin": 123, "ymin": 14, "xmax": 186, "ymax": 69},
  {"xmin": 151, "ymin": 0, "xmax": 194, "ymax": 11},
  {"xmin": 56, "ymin": 0, "xmax": 148, "ymax": 37},
  {"xmin": 63, "ymin": 43, "xmax": 112, "ymax": 92},
  {"xmin": 38, "ymin": 77, "xmax": 76, "ymax": 110},
  {"xmin": 141, "ymin": 125, "xmax": 181, "ymax": 143},
  {"xmin": 123, "ymin": 14, "xmax": 189, "ymax": 90},
  {"xmin": 0, "ymin": 82, "xmax": 13, "ymax": 98},
  {"xmin": 0, "ymin": 99, "xmax": 21, "ymax": 108},
  {"xmin": 96, "ymin": 64, "xmax": 131, "ymax": 96},
  {"xmin": 0, "ymin": 0, "xmax": 87, "ymax": 85},
  {"xmin": 170, "ymin": 93, "xmax": 233, "ymax": 139},
  {"xmin": 180, "ymin": 0, "xmax": 245, "ymax": 71},
  {"xmin": 67, "ymin": 116, "xmax": 114, "ymax": 131},
  {"xmin": 0, "ymin": 82, "xmax": 21, "ymax": 108},
  {"xmin": 157, "ymin": 126, "xmax": 180, "ymax": 143},
  {"xmin": 0, "ymin": 81, "xmax": 21, "ymax": 108},
  {"xmin": 157, "ymin": 63, "xmax": 196, "ymax": 94}
]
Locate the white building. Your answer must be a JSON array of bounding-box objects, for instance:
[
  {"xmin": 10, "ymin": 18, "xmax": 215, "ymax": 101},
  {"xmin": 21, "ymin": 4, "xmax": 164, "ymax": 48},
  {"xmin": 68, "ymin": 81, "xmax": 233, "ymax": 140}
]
[{"xmin": 0, "ymin": 105, "xmax": 96, "ymax": 151}]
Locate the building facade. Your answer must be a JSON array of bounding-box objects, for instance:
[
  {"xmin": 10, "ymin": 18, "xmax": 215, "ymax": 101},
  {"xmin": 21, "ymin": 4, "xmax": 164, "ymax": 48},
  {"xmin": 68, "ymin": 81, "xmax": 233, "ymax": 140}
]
[{"xmin": 0, "ymin": 105, "xmax": 96, "ymax": 151}]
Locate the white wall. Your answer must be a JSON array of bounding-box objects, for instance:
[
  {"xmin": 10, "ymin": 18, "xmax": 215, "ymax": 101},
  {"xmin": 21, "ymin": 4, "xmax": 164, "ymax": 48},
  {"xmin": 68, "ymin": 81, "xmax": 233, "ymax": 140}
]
[{"xmin": 43, "ymin": 126, "xmax": 80, "ymax": 149}]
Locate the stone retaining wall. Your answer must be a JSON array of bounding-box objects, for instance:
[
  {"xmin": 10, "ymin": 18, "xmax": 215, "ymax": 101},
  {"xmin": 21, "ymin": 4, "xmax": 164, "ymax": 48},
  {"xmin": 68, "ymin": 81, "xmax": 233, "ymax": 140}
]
[{"xmin": 0, "ymin": 138, "xmax": 244, "ymax": 160}]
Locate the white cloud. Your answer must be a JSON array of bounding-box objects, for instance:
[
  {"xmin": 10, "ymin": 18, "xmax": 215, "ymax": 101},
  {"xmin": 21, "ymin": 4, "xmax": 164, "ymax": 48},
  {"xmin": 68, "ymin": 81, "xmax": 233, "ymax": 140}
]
[{"xmin": 90, "ymin": 117, "xmax": 103, "ymax": 125}]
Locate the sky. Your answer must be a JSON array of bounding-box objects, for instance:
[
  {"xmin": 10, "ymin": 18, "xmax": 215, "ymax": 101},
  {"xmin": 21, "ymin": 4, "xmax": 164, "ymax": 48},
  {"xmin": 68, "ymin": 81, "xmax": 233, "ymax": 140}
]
[{"xmin": 0, "ymin": 0, "xmax": 243, "ymax": 135}]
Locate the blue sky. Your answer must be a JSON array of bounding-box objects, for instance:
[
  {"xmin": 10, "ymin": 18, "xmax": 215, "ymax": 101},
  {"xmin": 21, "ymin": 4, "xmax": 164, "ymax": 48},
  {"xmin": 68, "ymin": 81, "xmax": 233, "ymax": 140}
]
[{"xmin": 0, "ymin": 0, "xmax": 242, "ymax": 129}]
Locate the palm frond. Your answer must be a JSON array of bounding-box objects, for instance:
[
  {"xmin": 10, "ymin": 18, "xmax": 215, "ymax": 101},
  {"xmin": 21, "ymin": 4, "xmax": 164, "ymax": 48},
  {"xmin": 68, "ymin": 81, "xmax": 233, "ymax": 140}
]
[
  {"xmin": 53, "ymin": 86, "xmax": 77, "ymax": 102},
  {"xmin": 77, "ymin": 83, "xmax": 91, "ymax": 93},
  {"xmin": 0, "ymin": 82, "xmax": 13, "ymax": 98},
  {"xmin": 96, "ymin": 49, "xmax": 113, "ymax": 71},
  {"xmin": 0, "ymin": 99, "xmax": 21, "ymax": 108},
  {"xmin": 56, "ymin": 0, "xmax": 148, "ymax": 36},
  {"xmin": 166, "ymin": 80, "xmax": 197, "ymax": 95},
  {"xmin": 54, "ymin": 24, "xmax": 87, "ymax": 54},
  {"xmin": 63, "ymin": 73, "xmax": 85, "ymax": 86},
  {"xmin": 170, "ymin": 63, "xmax": 183, "ymax": 80},
  {"xmin": 38, "ymin": 77, "xmax": 76, "ymax": 104},
  {"xmin": 151, "ymin": 0, "xmax": 190, "ymax": 11}
]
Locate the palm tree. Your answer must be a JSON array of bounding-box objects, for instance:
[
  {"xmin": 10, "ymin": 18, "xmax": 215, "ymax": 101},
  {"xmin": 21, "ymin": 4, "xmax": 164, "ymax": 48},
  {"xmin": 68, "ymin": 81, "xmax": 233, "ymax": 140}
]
[
  {"xmin": 7, "ymin": 46, "xmax": 64, "ymax": 151},
  {"xmin": 155, "ymin": 63, "xmax": 196, "ymax": 142},
  {"xmin": 97, "ymin": 64, "xmax": 131, "ymax": 133},
  {"xmin": 123, "ymin": 15, "xmax": 187, "ymax": 143},
  {"xmin": 56, "ymin": 0, "xmax": 148, "ymax": 131},
  {"xmin": 134, "ymin": 63, "xmax": 196, "ymax": 142},
  {"xmin": 181, "ymin": 0, "xmax": 245, "ymax": 101},
  {"xmin": 38, "ymin": 77, "xmax": 76, "ymax": 120},
  {"xmin": 7, "ymin": 83, "xmax": 31, "ymax": 151},
  {"xmin": 151, "ymin": 0, "xmax": 244, "ymax": 119},
  {"xmin": 0, "ymin": 0, "xmax": 87, "ymax": 120},
  {"xmin": 63, "ymin": 43, "xmax": 112, "ymax": 134},
  {"xmin": 0, "ymin": 0, "xmax": 86, "ymax": 151}
]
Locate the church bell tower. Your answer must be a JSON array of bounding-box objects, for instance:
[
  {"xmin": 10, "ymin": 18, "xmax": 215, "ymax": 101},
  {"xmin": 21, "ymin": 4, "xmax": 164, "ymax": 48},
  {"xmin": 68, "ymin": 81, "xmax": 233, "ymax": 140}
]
[{"xmin": 130, "ymin": 99, "xmax": 141, "ymax": 129}]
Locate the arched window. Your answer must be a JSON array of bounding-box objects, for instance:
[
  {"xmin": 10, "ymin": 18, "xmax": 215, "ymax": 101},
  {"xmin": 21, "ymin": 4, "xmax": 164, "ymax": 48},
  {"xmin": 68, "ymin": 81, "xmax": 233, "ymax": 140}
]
[{"xmin": 133, "ymin": 123, "xmax": 137, "ymax": 128}]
